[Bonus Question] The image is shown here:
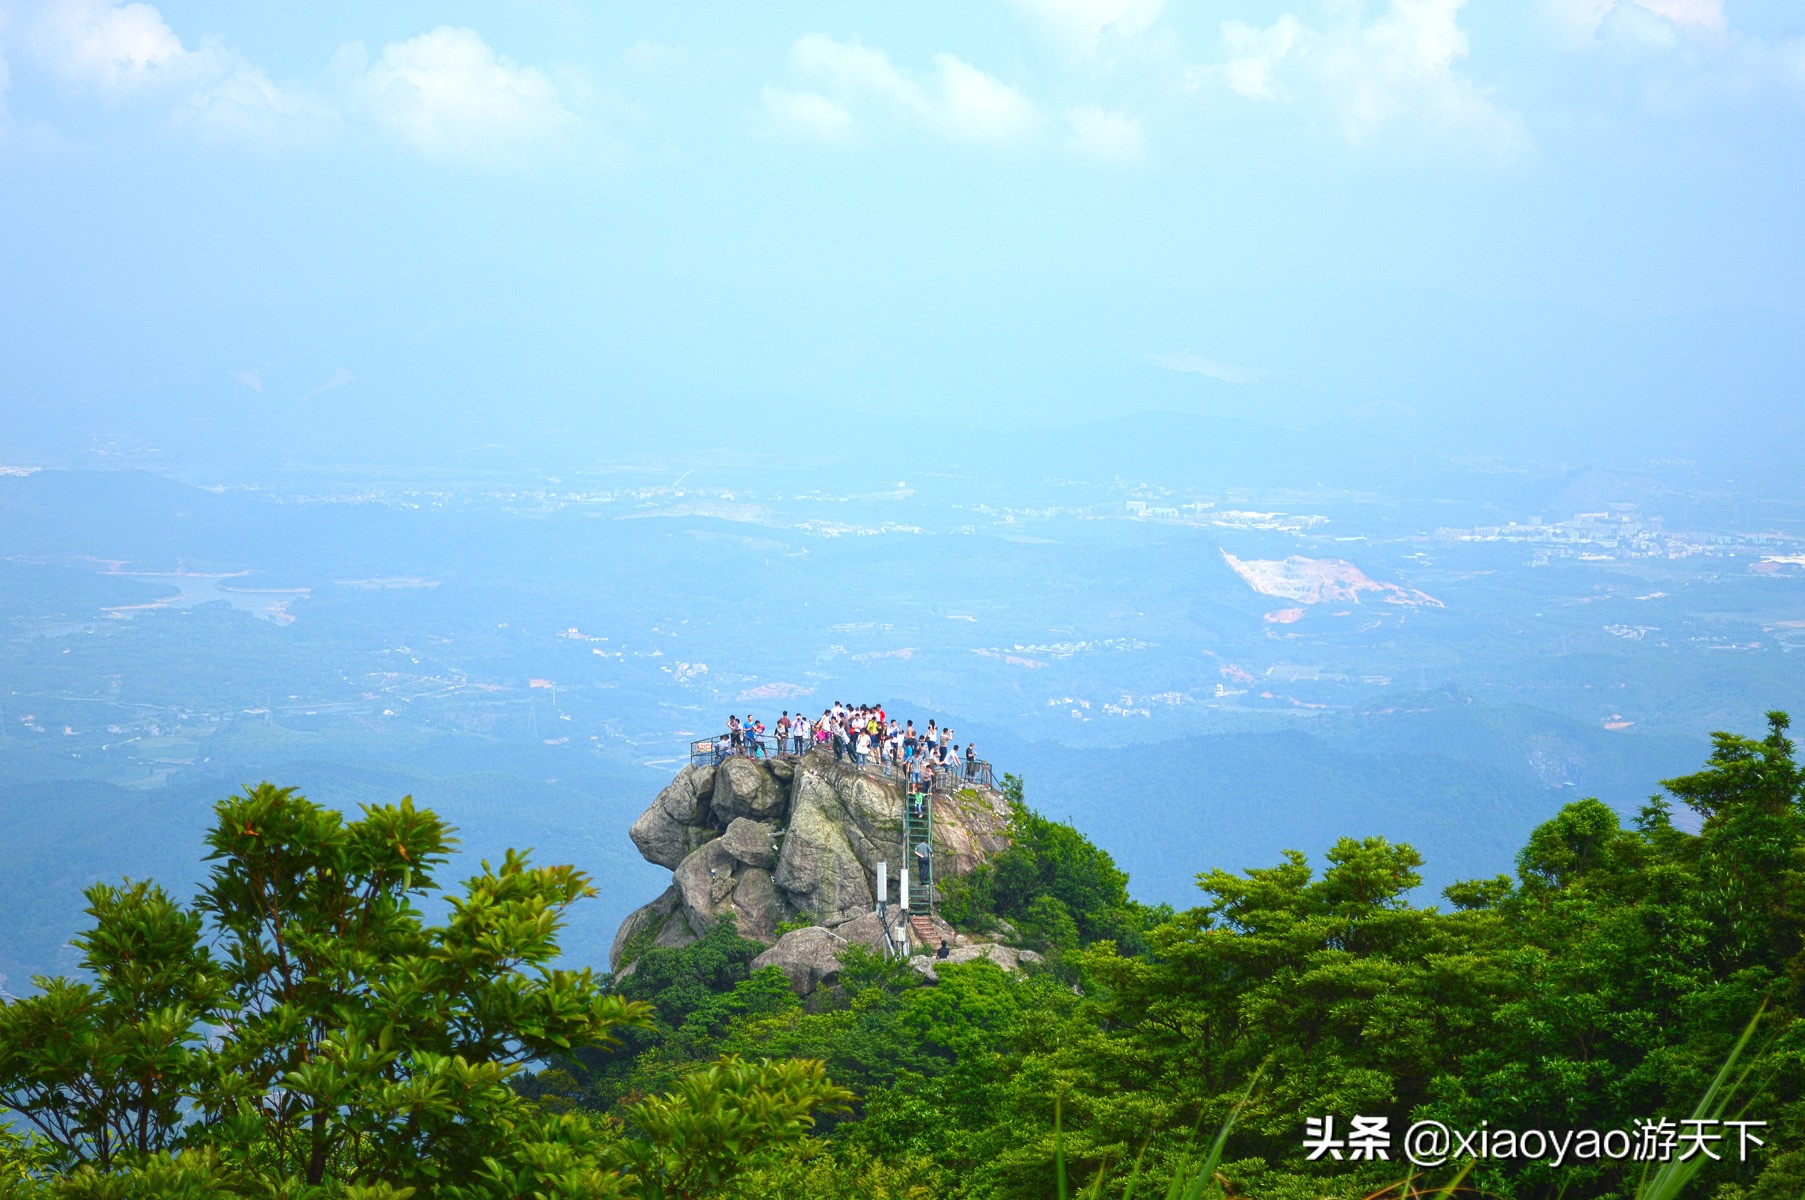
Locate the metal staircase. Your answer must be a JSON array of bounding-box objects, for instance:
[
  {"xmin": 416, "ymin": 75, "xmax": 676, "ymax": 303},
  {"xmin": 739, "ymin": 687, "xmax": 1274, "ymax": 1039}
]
[{"xmin": 902, "ymin": 783, "xmax": 934, "ymax": 915}]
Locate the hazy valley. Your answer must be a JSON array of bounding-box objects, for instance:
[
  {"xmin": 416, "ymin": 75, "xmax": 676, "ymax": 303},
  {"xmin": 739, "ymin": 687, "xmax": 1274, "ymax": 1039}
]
[{"xmin": 5, "ymin": 432, "xmax": 1799, "ymax": 989}]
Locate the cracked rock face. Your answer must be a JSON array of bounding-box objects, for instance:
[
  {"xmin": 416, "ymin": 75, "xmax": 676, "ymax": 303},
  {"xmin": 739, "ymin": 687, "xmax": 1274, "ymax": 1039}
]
[
  {"xmin": 832, "ymin": 909, "xmax": 897, "ymax": 955},
  {"xmin": 710, "ymin": 757, "xmax": 785, "ymax": 824},
  {"xmin": 750, "ymin": 926, "xmax": 848, "ymax": 996},
  {"xmin": 721, "ymin": 817, "xmax": 778, "ymax": 869},
  {"xmin": 610, "ymin": 749, "xmax": 1011, "ymax": 974}
]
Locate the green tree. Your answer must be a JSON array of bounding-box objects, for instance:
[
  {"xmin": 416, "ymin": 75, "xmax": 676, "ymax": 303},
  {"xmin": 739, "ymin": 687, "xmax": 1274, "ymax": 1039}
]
[
  {"xmin": 1664, "ymin": 711, "xmax": 1805, "ymax": 976},
  {"xmin": 561, "ymin": 917, "xmax": 772, "ymax": 1108},
  {"xmin": 615, "ymin": 1056, "xmax": 852, "ymax": 1200},
  {"xmin": 0, "ymin": 880, "xmax": 221, "ymax": 1170},
  {"xmin": 1, "ymin": 785, "xmax": 858, "ymax": 1199},
  {"xmin": 1, "ymin": 788, "xmax": 614, "ymax": 1194},
  {"xmin": 1072, "ymin": 837, "xmax": 1466, "ymax": 1178},
  {"xmin": 189, "ymin": 784, "xmax": 651, "ymax": 1191}
]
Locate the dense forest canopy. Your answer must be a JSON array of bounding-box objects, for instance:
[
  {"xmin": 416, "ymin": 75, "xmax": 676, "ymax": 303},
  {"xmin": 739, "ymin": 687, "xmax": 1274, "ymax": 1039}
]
[{"xmin": 3, "ymin": 714, "xmax": 1802, "ymax": 1199}]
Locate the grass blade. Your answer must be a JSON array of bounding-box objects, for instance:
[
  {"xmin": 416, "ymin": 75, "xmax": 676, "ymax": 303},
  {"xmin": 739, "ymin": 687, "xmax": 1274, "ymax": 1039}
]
[{"xmin": 1633, "ymin": 1000, "xmax": 1767, "ymax": 1200}]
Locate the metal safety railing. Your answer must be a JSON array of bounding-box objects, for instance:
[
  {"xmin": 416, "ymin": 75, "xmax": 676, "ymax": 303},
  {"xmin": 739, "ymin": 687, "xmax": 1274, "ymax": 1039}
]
[
  {"xmin": 689, "ymin": 734, "xmax": 816, "ymax": 766},
  {"xmin": 688, "ymin": 734, "xmax": 994, "ymax": 791},
  {"xmin": 933, "ymin": 759, "xmax": 994, "ymax": 791}
]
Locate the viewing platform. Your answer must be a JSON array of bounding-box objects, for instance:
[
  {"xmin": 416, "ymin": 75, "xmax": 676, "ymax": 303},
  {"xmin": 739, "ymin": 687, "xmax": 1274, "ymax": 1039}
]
[{"xmin": 688, "ymin": 736, "xmax": 997, "ymax": 792}]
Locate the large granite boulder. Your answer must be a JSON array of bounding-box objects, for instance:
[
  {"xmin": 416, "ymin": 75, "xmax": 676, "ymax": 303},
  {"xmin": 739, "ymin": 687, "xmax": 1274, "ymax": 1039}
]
[
  {"xmin": 673, "ymin": 839, "xmax": 740, "ymax": 934},
  {"xmin": 721, "ymin": 817, "xmax": 778, "ymax": 869},
  {"xmin": 793, "ymin": 765, "xmax": 906, "ymax": 868},
  {"xmin": 727, "ymin": 868, "xmax": 783, "ymax": 942},
  {"xmin": 609, "ymin": 885, "xmax": 681, "ymax": 971},
  {"xmin": 909, "ymin": 942, "xmax": 1045, "ymax": 983},
  {"xmin": 630, "ymin": 766, "xmax": 719, "ymax": 869},
  {"xmin": 831, "ymin": 909, "xmax": 900, "ymax": 955},
  {"xmin": 654, "ymin": 915, "xmax": 697, "ymax": 951},
  {"xmin": 750, "ymin": 926, "xmax": 848, "ymax": 996},
  {"xmin": 774, "ymin": 785, "xmax": 876, "ymax": 923},
  {"xmin": 710, "ymin": 757, "xmax": 785, "ymax": 824},
  {"xmin": 608, "ymin": 884, "xmax": 698, "ymax": 972},
  {"xmin": 611, "ymin": 747, "xmax": 1014, "ymax": 992},
  {"xmin": 668, "ymin": 830, "xmax": 786, "ymax": 942}
]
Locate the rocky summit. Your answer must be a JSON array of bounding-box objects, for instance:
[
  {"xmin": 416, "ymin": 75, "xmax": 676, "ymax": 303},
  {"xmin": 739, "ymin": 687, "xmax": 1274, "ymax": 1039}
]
[{"xmin": 609, "ymin": 750, "xmax": 1013, "ymax": 983}]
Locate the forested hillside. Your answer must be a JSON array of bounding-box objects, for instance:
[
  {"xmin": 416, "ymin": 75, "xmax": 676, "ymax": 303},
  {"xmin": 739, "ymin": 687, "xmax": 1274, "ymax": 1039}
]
[{"xmin": 3, "ymin": 716, "xmax": 1802, "ymax": 1199}]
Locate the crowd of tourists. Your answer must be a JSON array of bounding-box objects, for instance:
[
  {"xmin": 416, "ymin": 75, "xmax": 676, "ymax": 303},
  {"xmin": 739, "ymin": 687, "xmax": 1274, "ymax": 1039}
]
[{"xmin": 712, "ymin": 702, "xmax": 982, "ymax": 788}]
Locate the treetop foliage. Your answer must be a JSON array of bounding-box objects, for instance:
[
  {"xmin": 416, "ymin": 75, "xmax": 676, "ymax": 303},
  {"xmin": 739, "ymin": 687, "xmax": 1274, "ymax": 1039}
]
[
  {"xmin": 0, "ymin": 785, "xmax": 847, "ymax": 1198},
  {"xmin": 5, "ymin": 715, "xmax": 1805, "ymax": 1199}
]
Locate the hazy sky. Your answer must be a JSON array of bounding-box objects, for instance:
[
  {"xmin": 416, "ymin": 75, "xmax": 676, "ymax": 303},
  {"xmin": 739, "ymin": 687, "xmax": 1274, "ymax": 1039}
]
[{"xmin": 1, "ymin": 1, "xmax": 1802, "ymax": 461}]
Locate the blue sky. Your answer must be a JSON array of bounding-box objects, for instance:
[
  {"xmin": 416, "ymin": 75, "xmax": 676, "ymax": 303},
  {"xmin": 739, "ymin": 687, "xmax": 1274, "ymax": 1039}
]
[{"xmin": 1, "ymin": 1, "xmax": 1802, "ymax": 462}]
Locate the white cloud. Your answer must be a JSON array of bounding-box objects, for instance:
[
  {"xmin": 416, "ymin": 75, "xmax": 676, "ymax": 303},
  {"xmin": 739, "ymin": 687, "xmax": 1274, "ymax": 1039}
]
[
  {"xmin": 761, "ymin": 87, "xmax": 854, "ymax": 141},
  {"xmin": 31, "ymin": 0, "xmax": 196, "ymax": 98},
  {"xmin": 778, "ymin": 35, "xmax": 1041, "ymax": 146},
  {"xmin": 1065, "ymin": 103, "xmax": 1143, "ymax": 161},
  {"xmin": 15, "ymin": 5, "xmax": 586, "ymax": 161},
  {"xmin": 1006, "ymin": 0, "xmax": 1167, "ymax": 58},
  {"xmin": 179, "ymin": 63, "xmax": 335, "ymax": 144},
  {"xmin": 27, "ymin": 0, "xmax": 327, "ymax": 143},
  {"xmin": 1197, "ymin": 0, "xmax": 1528, "ymax": 157},
  {"xmin": 345, "ymin": 27, "xmax": 578, "ymax": 166},
  {"xmin": 1218, "ymin": 14, "xmax": 1306, "ymax": 101},
  {"xmin": 1542, "ymin": 0, "xmax": 1724, "ymax": 45},
  {"xmin": 1542, "ymin": 0, "xmax": 1805, "ymax": 105},
  {"xmin": 792, "ymin": 35, "xmax": 912, "ymax": 107},
  {"xmin": 1640, "ymin": 0, "xmax": 1725, "ymax": 30},
  {"xmin": 1148, "ymin": 352, "xmax": 1267, "ymax": 384},
  {"xmin": 930, "ymin": 54, "xmax": 1040, "ymax": 143}
]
